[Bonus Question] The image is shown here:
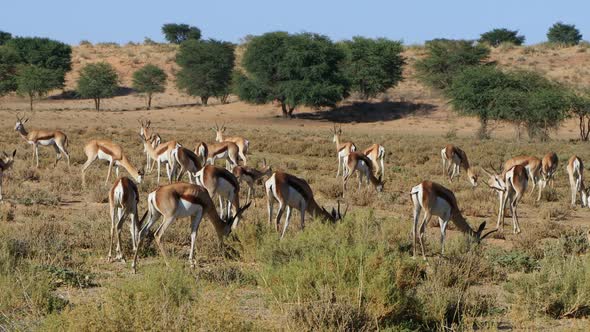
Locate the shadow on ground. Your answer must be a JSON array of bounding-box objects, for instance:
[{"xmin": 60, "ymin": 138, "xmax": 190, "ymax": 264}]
[{"xmin": 296, "ymin": 101, "xmax": 436, "ymax": 123}]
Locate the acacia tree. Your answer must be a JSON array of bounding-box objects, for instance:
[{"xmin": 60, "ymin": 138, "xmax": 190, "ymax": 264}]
[
  {"xmin": 132, "ymin": 64, "xmax": 167, "ymax": 109},
  {"xmin": 77, "ymin": 62, "xmax": 119, "ymax": 111},
  {"xmin": 547, "ymin": 22, "xmax": 582, "ymax": 46},
  {"xmin": 479, "ymin": 28, "xmax": 525, "ymax": 47},
  {"xmin": 5, "ymin": 37, "xmax": 72, "ymax": 87},
  {"xmin": 161, "ymin": 24, "xmax": 201, "ymax": 44},
  {"xmin": 414, "ymin": 39, "xmax": 490, "ymax": 90},
  {"xmin": 235, "ymin": 32, "xmax": 349, "ymax": 118},
  {"xmin": 567, "ymin": 91, "xmax": 590, "ymax": 141},
  {"xmin": 176, "ymin": 39, "xmax": 235, "ymax": 105},
  {"xmin": 15, "ymin": 65, "xmax": 61, "ymax": 110},
  {"xmin": 340, "ymin": 37, "xmax": 405, "ymax": 99}
]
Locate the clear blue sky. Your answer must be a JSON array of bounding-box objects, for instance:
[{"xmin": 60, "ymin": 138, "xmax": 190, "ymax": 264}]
[{"xmin": 1, "ymin": 1, "xmax": 588, "ymax": 45}]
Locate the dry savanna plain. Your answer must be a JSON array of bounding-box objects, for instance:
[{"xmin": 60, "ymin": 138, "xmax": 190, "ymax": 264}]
[{"xmin": 2, "ymin": 43, "xmax": 590, "ymax": 331}]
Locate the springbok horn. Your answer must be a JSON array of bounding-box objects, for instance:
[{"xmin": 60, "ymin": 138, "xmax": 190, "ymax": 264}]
[{"xmin": 480, "ymin": 229, "xmax": 498, "ymax": 240}]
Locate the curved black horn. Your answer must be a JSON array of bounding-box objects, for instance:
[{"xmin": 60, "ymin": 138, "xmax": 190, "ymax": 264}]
[{"xmin": 480, "ymin": 229, "xmax": 498, "ymax": 241}]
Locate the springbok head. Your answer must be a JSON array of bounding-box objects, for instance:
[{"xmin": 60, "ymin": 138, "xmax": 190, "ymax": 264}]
[
  {"xmin": 14, "ymin": 113, "xmax": 29, "ymax": 131},
  {"xmin": 213, "ymin": 122, "xmax": 227, "ymax": 142},
  {"xmin": 331, "ymin": 124, "xmax": 343, "ymax": 143}
]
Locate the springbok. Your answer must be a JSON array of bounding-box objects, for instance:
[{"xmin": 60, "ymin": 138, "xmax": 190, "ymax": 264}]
[
  {"xmin": 131, "ymin": 182, "xmax": 251, "ymax": 272},
  {"xmin": 0, "ymin": 150, "xmax": 16, "ymax": 201},
  {"xmin": 265, "ymin": 171, "xmax": 346, "ymax": 239},
  {"xmin": 197, "ymin": 141, "xmax": 240, "ymax": 170},
  {"xmin": 566, "ymin": 155, "xmax": 588, "ymax": 207},
  {"xmin": 107, "ymin": 177, "xmax": 146, "ymax": 262},
  {"xmin": 138, "ymin": 120, "xmax": 161, "ymax": 172},
  {"xmin": 541, "ymin": 152, "xmax": 559, "ymax": 188},
  {"xmin": 440, "ymin": 144, "xmax": 478, "ymax": 187},
  {"xmin": 195, "ymin": 164, "xmax": 242, "ymax": 229},
  {"xmin": 174, "ymin": 147, "xmax": 202, "ymax": 183},
  {"xmin": 343, "ymin": 152, "xmax": 384, "ymax": 193},
  {"xmin": 14, "ymin": 114, "xmax": 70, "ymax": 168},
  {"xmin": 214, "ymin": 123, "xmax": 249, "ymax": 165},
  {"xmin": 194, "ymin": 142, "xmax": 209, "ymax": 165},
  {"xmin": 139, "ymin": 134, "xmax": 180, "ymax": 184},
  {"xmin": 410, "ymin": 180, "xmax": 495, "ymax": 259},
  {"xmin": 482, "ymin": 164, "xmax": 529, "ymax": 233},
  {"xmin": 232, "ymin": 159, "xmax": 273, "ymax": 206},
  {"xmin": 503, "ymin": 156, "xmax": 542, "ymax": 201},
  {"xmin": 81, "ymin": 140, "xmax": 143, "ymax": 186},
  {"xmin": 363, "ymin": 143, "xmax": 385, "ymax": 179},
  {"xmin": 332, "ymin": 124, "xmax": 356, "ymax": 177}
]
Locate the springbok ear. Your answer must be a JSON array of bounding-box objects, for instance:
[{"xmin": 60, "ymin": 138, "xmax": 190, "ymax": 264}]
[
  {"xmin": 477, "ymin": 221, "xmax": 486, "ymax": 234},
  {"xmin": 24, "ymin": 118, "xmax": 29, "ymax": 123},
  {"xmin": 12, "ymin": 150, "xmax": 16, "ymax": 158}
]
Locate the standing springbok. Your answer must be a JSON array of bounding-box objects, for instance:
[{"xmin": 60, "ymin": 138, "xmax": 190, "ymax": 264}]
[
  {"xmin": 0, "ymin": 150, "xmax": 16, "ymax": 201},
  {"xmin": 194, "ymin": 165, "xmax": 242, "ymax": 229},
  {"xmin": 197, "ymin": 141, "xmax": 240, "ymax": 170},
  {"xmin": 440, "ymin": 144, "xmax": 478, "ymax": 187},
  {"xmin": 14, "ymin": 114, "xmax": 70, "ymax": 168},
  {"xmin": 174, "ymin": 147, "xmax": 202, "ymax": 183},
  {"xmin": 107, "ymin": 177, "xmax": 146, "ymax": 262},
  {"xmin": 214, "ymin": 123, "xmax": 249, "ymax": 165},
  {"xmin": 410, "ymin": 181, "xmax": 495, "ymax": 259},
  {"xmin": 566, "ymin": 155, "xmax": 588, "ymax": 207},
  {"xmin": 343, "ymin": 152, "xmax": 384, "ymax": 193},
  {"xmin": 482, "ymin": 164, "xmax": 529, "ymax": 233},
  {"xmin": 139, "ymin": 134, "xmax": 180, "ymax": 184},
  {"xmin": 363, "ymin": 143, "xmax": 385, "ymax": 179},
  {"xmin": 82, "ymin": 140, "xmax": 144, "ymax": 186},
  {"xmin": 131, "ymin": 182, "xmax": 251, "ymax": 272},
  {"xmin": 194, "ymin": 142, "xmax": 209, "ymax": 165},
  {"xmin": 266, "ymin": 171, "xmax": 346, "ymax": 239},
  {"xmin": 138, "ymin": 120, "xmax": 161, "ymax": 172},
  {"xmin": 541, "ymin": 152, "xmax": 559, "ymax": 188},
  {"xmin": 503, "ymin": 155, "xmax": 542, "ymax": 201},
  {"xmin": 332, "ymin": 124, "xmax": 356, "ymax": 177},
  {"xmin": 232, "ymin": 159, "xmax": 273, "ymax": 206}
]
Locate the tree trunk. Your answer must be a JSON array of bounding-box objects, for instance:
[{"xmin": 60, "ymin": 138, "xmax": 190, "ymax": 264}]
[
  {"xmin": 147, "ymin": 93, "xmax": 152, "ymax": 110},
  {"xmin": 29, "ymin": 93, "xmax": 34, "ymax": 111},
  {"xmin": 287, "ymin": 105, "xmax": 296, "ymax": 118},
  {"xmin": 579, "ymin": 115, "xmax": 590, "ymax": 141},
  {"xmin": 94, "ymin": 98, "xmax": 101, "ymax": 111},
  {"xmin": 201, "ymin": 96, "xmax": 209, "ymax": 106},
  {"xmin": 280, "ymin": 102, "xmax": 289, "ymax": 118},
  {"xmin": 477, "ymin": 117, "xmax": 490, "ymax": 140}
]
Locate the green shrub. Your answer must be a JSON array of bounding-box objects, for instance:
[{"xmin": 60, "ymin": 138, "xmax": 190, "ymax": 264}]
[
  {"xmin": 479, "ymin": 28, "xmax": 525, "ymax": 47},
  {"xmin": 547, "ymin": 22, "xmax": 582, "ymax": 46}
]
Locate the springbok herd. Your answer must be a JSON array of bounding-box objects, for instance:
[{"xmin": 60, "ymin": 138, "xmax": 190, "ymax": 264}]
[{"xmin": 0, "ymin": 115, "xmax": 588, "ymax": 272}]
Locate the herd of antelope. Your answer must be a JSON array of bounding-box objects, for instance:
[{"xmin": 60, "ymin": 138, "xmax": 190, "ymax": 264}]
[{"xmin": 1, "ymin": 115, "xmax": 589, "ymax": 271}]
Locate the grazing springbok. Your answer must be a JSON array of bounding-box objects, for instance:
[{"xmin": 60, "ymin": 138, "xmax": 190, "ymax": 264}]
[
  {"xmin": 174, "ymin": 147, "xmax": 202, "ymax": 183},
  {"xmin": 14, "ymin": 114, "xmax": 70, "ymax": 168},
  {"xmin": 332, "ymin": 124, "xmax": 356, "ymax": 177},
  {"xmin": 232, "ymin": 159, "xmax": 273, "ymax": 206},
  {"xmin": 198, "ymin": 141, "xmax": 240, "ymax": 170},
  {"xmin": 410, "ymin": 181, "xmax": 495, "ymax": 259},
  {"xmin": 503, "ymin": 155, "xmax": 542, "ymax": 201},
  {"xmin": 139, "ymin": 134, "xmax": 180, "ymax": 184},
  {"xmin": 0, "ymin": 150, "xmax": 16, "ymax": 201},
  {"xmin": 195, "ymin": 165, "xmax": 242, "ymax": 229},
  {"xmin": 566, "ymin": 155, "xmax": 588, "ymax": 207},
  {"xmin": 482, "ymin": 164, "xmax": 528, "ymax": 234},
  {"xmin": 266, "ymin": 171, "xmax": 346, "ymax": 239},
  {"xmin": 363, "ymin": 143, "xmax": 385, "ymax": 179},
  {"xmin": 131, "ymin": 182, "xmax": 251, "ymax": 272},
  {"xmin": 343, "ymin": 152, "xmax": 384, "ymax": 193},
  {"xmin": 214, "ymin": 122, "xmax": 249, "ymax": 165},
  {"xmin": 82, "ymin": 140, "xmax": 144, "ymax": 186},
  {"xmin": 541, "ymin": 152, "xmax": 559, "ymax": 188},
  {"xmin": 107, "ymin": 177, "xmax": 146, "ymax": 262},
  {"xmin": 138, "ymin": 120, "xmax": 161, "ymax": 172},
  {"xmin": 194, "ymin": 142, "xmax": 209, "ymax": 165},
  {"xmin": 440, "ymin": 144, "xmax": 478, "ymax": 187}
]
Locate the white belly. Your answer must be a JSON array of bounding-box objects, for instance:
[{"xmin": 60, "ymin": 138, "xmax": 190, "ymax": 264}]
[
  {"xmin": 430, "ymin": 197, "xmax": 452, "ymax": 220},
  {"xmin": 176, "ymin": 199, "xmax": 203, "ymax": 217},
  {"xmin": 36, "ymin": 139, "xmax": 56, "ymax": 146},
  {"xmin": 97, "ymin": 150, "xmax": 113, "ymax": 163},
  {"xmin": 215, "ymin": 178, "xmax": 236, "ymax": 199},
  {"xmin": 285, "ymin": 187, "xmax": 305, "ymax": 208}
]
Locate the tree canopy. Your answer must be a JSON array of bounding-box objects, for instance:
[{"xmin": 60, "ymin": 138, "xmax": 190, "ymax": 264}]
[
  {"xmin": 176, "ymin": 39, "xmax": 235, "ymax": 105},
  {"xmin": 77, "ymin": 62, "xmax": 119, "ymax": 111},
  {"xmin": 414, "ymin": 39, "xmax": 490, "ymax": 90},
  {"xmin": 0, "ymin": 46, "xmax": 19, "ymax": 96},
  {"xmin": 0, "ymin": 31, "xmax": 11, "ymax": 45},
  {"xmin": 547, "ymin": 22, "xmax": 582, "ymax": 46},
  {"xmin": 339, "ymin": 37, "xmax": 405, "ymax": 100},
  {"xmin": 5, "ymin": 37, "xmax": 71, "ymax": 87},
  {"xmin": 479, "ymin": 28, "xmax": 525, "ymax": 47},
  {"xmin": 132, "ymin": 64, "xmax": 167, "ymax": 109},
  {"xmin": 161, "ymin": 24, "xmax": 201, "ymax": 44},
  {"xmin": 15, "ymin": 65, "xmax": 61, "ymax": 110},
  {"xmin": 235, "ymin": 31, "xmax": 349, "ymax": 118}
]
